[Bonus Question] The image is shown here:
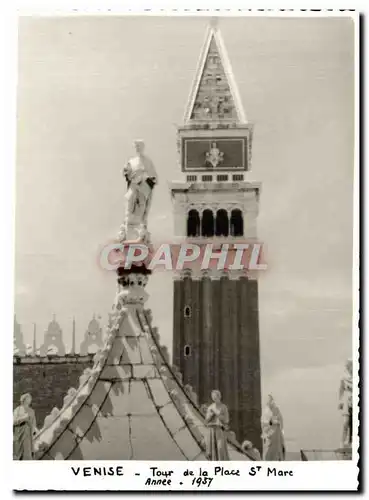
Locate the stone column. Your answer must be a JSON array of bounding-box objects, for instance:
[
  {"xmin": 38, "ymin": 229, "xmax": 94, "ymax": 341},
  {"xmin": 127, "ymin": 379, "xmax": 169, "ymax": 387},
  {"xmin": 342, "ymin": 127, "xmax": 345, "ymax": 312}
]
[
  {"xmin": 191, "ymin": 276, "xmax": 201, "ymax": 396},
  {"xmin": 200, "ymin": 272, "xmax": 212, "ymax": 405},
  {"xmin": 248, "ymin": 278, "xmax": 262, "ymax": 452},
  {"xmin": 211, "ymin": 277, "xmax": 221, "ymax": 392},
  {"xmin": 183, "ymin": 271, "xmax": 194, "ymax": 386},
  {"xmin": 219, "ymin": 272, "xmax": 233, "ymax": 423},
  {"xmin": 229, "ymin": 276, "xmax": 239, "ymax": 437},
  {"xmin": 172, "ymin": 274, "xmax": 183, "ymax": 372},
  {"xmin": 238, "ymin": 276, "xmax": 250, "ymax": 443},
  {"xmin": 237, "ymin": 275, "xmax": 262, "ymax": 451}
]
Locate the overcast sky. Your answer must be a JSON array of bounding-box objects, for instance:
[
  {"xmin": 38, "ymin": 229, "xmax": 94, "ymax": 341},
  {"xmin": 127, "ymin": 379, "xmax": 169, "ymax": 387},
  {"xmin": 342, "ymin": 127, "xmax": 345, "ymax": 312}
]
[{"xmin": 15, "ymin": 15, "xmax": 355, "ymax": 451}]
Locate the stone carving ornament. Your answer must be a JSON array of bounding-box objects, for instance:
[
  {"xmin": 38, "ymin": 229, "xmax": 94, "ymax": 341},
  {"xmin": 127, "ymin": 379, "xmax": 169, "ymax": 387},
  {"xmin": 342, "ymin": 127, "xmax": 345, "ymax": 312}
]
[{"xmin": 205, "ymin": 141, "xmax": 224, "ymax": 168}]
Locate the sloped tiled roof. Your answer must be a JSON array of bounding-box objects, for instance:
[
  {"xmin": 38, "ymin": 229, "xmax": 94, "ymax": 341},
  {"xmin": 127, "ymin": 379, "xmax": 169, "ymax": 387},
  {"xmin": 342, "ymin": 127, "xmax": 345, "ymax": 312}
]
[{"xmin": 33, "ymin": 299, "xmax": 252, "ymax": 461}]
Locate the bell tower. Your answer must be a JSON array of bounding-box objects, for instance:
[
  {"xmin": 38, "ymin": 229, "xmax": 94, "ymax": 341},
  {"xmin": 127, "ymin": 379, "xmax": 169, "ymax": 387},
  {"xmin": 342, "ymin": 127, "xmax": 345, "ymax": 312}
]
[{"xmin": 170, "ymin": 21, "xmax": 262, "ymax": 450}]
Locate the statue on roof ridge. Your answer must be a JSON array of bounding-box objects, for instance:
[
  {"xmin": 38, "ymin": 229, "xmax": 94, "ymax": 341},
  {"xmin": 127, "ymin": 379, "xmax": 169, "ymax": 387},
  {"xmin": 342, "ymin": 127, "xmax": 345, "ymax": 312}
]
[
  {"xmin": 118, "ymin": 140, "xmax": 158, "ymax": 243},
  {"xmin": 205, "ymin": 389, "xmax": 230, "ymax": 461},
  {"xmin": 13, "ymin": 393, "xmax": 38, "ymax": 460},
  {"xmin": 261, "ymin": 394, "xmax": 285, "ymax": 461},
  {"xmin": 338, "ymin": 358, "xmax": 353, "ymax": 448}
]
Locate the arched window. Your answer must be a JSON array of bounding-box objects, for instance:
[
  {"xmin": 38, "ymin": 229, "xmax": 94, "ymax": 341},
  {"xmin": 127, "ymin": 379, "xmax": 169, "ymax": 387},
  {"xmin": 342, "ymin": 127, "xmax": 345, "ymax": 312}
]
[
  {"xmin": 215, "ymin": 209, "xmax": 229, "ymax": 237},
  {"xmin": 184, "ymin": 345, "xmax": 192, "ymax": 357},
  {"xmin": 201, "ymin": 209, "xmax": 215, "ymax": 237},
  {"xmin": 187, "ymin": 209, "xmax": 200, "ymax": 237},
  {"xmin": 230, "ymin": 209, "xmax": 244, "ymax": 237},
  {"xmin": 184, "ymin": 305, "xmax": 192, "ymax": 318}
]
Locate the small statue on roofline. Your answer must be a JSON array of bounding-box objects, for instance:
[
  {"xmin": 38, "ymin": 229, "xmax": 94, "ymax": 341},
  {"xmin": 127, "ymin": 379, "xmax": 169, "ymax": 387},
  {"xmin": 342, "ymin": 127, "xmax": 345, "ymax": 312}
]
[{"xmin": 338, "ymin": 358, "xmax": 353, "ymax": 449}]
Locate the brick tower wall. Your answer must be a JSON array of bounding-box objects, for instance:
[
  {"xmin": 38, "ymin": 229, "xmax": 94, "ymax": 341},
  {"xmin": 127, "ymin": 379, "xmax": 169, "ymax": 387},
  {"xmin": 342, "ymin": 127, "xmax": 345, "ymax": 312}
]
[{"xmin": 173, "ymin": 274, "xmax": 262, "ymax": 451}]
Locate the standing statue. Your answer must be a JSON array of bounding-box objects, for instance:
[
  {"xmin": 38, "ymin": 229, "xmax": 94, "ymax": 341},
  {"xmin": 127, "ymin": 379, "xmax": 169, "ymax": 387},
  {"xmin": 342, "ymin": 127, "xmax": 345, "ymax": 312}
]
[
  {"xmin": 13, "ymin": 393, "xmax": 38, "ymax": 460},
  {"xmin": 205, "ymin": 390, "xmax": 230, "ymax": 461},
  {"xmin": 118, "ymin": 140, "xmax": 158, "ymax": 243},
  {"xmin": 261, "ymin": 394, "xmax": 285, "ymax": 461},
  {"xmin": 338, "ymin": 358, "xmax": 353, "ymax": 448}
]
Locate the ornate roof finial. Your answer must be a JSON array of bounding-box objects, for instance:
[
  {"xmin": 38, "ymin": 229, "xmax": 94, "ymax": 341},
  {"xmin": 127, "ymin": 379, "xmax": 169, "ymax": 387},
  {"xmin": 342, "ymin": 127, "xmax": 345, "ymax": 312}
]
[
  {"xmin": 33, "ymin": 323, "xmax": 37, "ymax": 354},
  {"xmin": 71, "ymin": 316, "xmax": 76, "ymax": 355}
]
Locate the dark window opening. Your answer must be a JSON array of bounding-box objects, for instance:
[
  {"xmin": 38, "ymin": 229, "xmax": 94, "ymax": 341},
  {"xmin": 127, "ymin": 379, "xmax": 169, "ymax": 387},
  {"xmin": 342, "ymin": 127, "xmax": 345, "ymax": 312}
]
[
  {"xmin": 187, "ymin": 175, "xmax": 197, "ymax": 182},
  {"xmin": 184, "ymin": 305, "xmax": 192, "ymax": 318},
  {"xmin": 215, "ymin": 209, "xmax": 229, "ymax": 237},
  {"xmin": 232, "ymin": 174, "xmax": 244, "ymax": 181},
  {"xmin": 230, "ymin": 209, "xmax": 244, "ymax": 237},
  {"xmin": 217, "ymin": 174, "xmax": 228, "ymax": 182},
  {"xmin": 184, "ymin": 345, "xmax": 192, "ymax": 357},
  {"xmin": 202, "ymin": 175, "xmax": 213, "ymax": 182},
  {"xmin": 201, "ymin": 209, "xmax": 215, "ymax": 237},
  {"xmin": 187, "ymin": 209, "xmax": 200, "ymax": 237}
]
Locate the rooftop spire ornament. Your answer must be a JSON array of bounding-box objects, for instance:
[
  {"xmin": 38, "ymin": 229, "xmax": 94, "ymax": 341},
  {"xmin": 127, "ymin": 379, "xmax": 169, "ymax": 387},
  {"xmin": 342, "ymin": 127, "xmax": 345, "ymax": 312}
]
[{"xmin": 210, "ymin": 16, "xmax": 219, "ymax": 29}]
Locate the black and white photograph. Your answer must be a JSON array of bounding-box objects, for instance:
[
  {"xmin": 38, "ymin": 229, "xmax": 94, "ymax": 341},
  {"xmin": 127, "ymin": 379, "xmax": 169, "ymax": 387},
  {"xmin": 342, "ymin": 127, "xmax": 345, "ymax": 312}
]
[{"xmin": 6, "ymin": 7, "xmax": 359, "ymax": 492}]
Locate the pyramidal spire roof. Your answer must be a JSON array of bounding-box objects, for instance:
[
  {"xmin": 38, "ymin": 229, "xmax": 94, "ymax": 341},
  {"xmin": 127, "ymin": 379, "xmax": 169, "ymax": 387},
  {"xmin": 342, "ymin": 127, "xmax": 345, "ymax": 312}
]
[
  {"xmin": 32, "ymin": 279, "xmax": 253, "ymax": 461},
  {"xmin": 184, "ymin": 21, "xmax": 247, "ymax": 125}
]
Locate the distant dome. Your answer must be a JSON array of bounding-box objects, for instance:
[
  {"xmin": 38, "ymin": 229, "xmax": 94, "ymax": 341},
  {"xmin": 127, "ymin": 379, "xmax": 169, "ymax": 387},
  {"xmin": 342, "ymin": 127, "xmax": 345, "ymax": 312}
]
[
  {"xmin": 46, "ymin": 319, "xmax": 62, "ymax": 336},
  {"xmin": 79, "ymin": 315, "xmax": 103, "ymax": 355},
  {"xmin": 39, "ymin": 315, "xmax": 66, "ymax": 356}
]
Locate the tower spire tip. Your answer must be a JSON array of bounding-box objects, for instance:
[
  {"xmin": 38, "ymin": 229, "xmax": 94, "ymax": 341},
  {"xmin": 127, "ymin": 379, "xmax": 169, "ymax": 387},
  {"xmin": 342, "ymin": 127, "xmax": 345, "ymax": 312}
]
[{"xmin": 210, "ymin": 16, "xmax": 219, "ymax": 29}]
